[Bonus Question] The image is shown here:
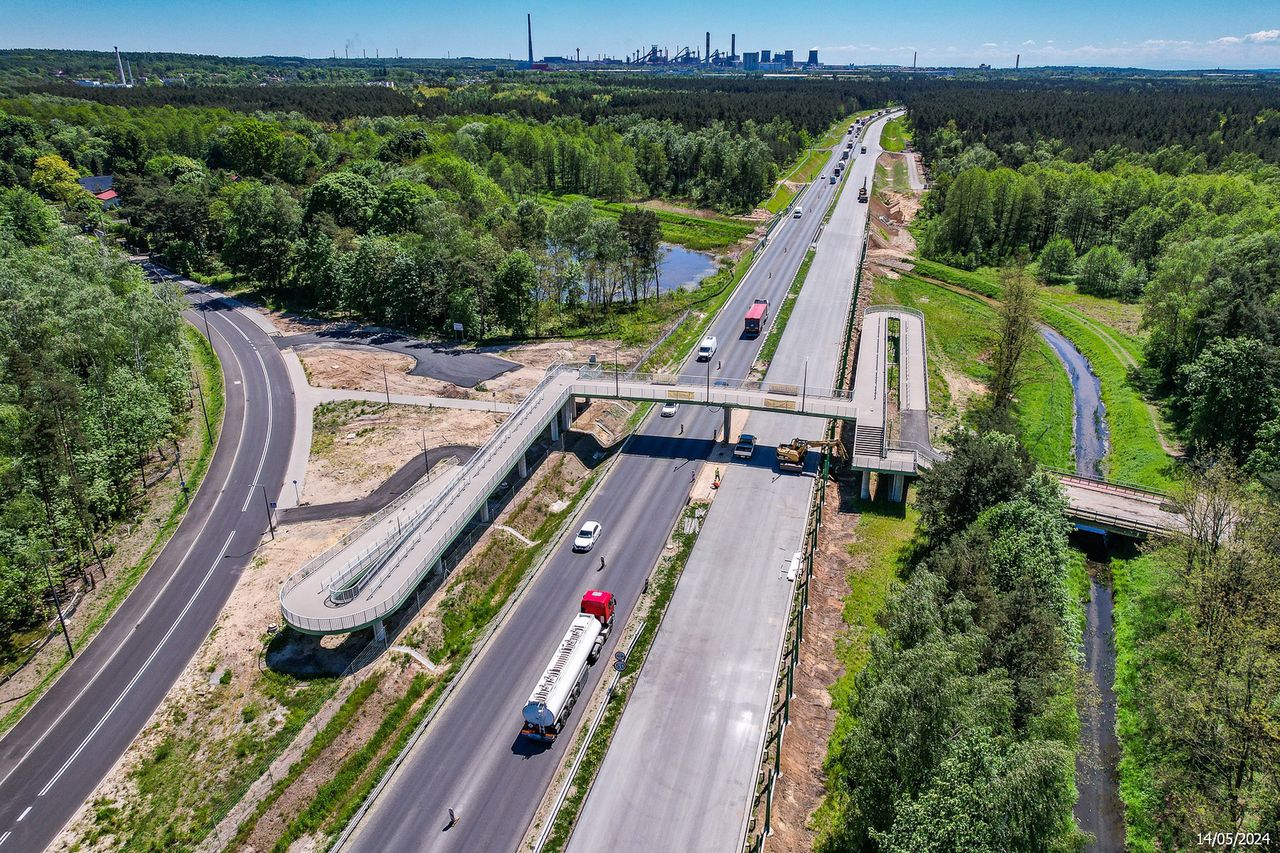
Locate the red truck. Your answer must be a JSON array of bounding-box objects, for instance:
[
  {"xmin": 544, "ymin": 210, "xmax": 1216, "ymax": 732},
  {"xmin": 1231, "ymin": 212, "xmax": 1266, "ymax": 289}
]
[
  {"xmin": 744, "ymin": 298, "xmax": 769, "ymax": 336},
  {"xmin": 521, "ymin": 590, "xmax": 616, "ymax": 742}
]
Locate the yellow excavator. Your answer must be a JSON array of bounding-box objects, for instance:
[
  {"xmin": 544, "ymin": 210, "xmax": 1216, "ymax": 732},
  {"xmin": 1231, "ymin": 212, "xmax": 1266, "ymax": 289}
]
[{"xmin": 776, "ymin": 437, "xmax": 847, "ymax": 471}]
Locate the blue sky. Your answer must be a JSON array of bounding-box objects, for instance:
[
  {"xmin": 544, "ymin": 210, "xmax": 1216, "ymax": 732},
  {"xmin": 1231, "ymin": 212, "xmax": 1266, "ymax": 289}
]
[{"xmin": 6, "ymin": 0, "xmax": 1279, "ymax": 69}]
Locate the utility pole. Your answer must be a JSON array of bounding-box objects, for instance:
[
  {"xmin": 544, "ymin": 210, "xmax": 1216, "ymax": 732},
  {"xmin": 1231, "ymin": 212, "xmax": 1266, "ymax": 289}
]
[
  {"xmin": 259, "ymin": 484, "xmax": 275, "ymax": 539},
  {"xmin": 42, "ymin": 549, "xmax": 74, "ymax": 658},
  {"xmin": 383, "ymin": 365, "xmax": 391, "ymax": 405},
  {"xmin": 192, "ymin": 365, "xmax": 212, "ymax": 443}
]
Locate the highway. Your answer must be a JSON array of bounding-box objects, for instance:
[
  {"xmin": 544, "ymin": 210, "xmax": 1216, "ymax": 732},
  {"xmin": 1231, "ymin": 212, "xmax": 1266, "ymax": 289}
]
[
  {"xmin": 0, "ymin": 269, "xmax": 294, "ymax": 852},
  {"xmin": 338, "ymin": 117, "xmax": 877, "ymax": 853},
  {"xmin": 566, "ymin": 111, "xmax": 900, "ymax": 853}
]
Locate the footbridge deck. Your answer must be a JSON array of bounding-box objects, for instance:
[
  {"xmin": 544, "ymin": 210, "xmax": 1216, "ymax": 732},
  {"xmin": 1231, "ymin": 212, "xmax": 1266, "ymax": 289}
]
[{"xmin": 279, "ymin": 363, "xmax": 862, "ymax": 635}]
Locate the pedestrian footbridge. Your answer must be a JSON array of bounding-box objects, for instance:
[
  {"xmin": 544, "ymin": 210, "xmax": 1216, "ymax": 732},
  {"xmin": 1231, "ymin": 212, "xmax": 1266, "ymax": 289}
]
[{"xmin": 279, "ymin": 363, "xmax": 863, "ymax": 636}]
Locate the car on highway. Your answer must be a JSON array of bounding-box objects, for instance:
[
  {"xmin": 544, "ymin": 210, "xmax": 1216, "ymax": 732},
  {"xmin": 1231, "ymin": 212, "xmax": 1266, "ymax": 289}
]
[
  {"xmin": 792, "ymin": 206, "xmax": 803, "ymax": 219},
  {"xmin": 696, "ymin": 335, "xmax": 718, "ymax": 362},
  {"xmin": 572, "ymin": 521, "xmax": 603, "ymax": 552},
  {"xmin": 660, "ymin": 401, "xmax": 679, "ymax": 418},
  {"xmin": 734, "ymin": 434, "xmax": 757, "ymax": 459}
]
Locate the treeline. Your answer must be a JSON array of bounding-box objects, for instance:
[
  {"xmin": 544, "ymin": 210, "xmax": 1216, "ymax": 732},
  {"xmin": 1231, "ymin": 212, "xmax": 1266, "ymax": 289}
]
[
  {"xmin": 904, "ymin": 79, "xmax": 1280, "ymax": 167},
  {"xmin": 818, "ymin": 431, "xmax": 1081, "ymax": 852},
  {"xmin": 1113, "ymin": 465, "xmax": 1280, "ymax": 848},
  {"xmin": 918, "ymin": 136, "xmax": 1280, "ymax": 481},
  {"xmin": 0, "ymin": 189, "xmax": 193, "ymax": 649}
]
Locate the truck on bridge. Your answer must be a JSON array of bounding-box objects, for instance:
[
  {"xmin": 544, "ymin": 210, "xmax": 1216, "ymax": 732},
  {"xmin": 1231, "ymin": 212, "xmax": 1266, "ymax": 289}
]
[{"xmin": 521, "ymin": 590, "xmax": 616, "ymax": 742}]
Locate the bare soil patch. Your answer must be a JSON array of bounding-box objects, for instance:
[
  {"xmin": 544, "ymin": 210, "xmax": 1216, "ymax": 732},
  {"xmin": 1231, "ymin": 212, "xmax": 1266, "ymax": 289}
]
[
  {"xmin": 306, "ymin": 402, "xmax": 504, "ymax": 505},
  {"xmin": 767, "ymin": 476, "xmax": 860, "ymax": 851},
  {"xmin": 480, "ymin": 339, "xmax": 644, "ymax": 403},
  {"xmin": 298, "ymin": 348, "xmax": 470, "ymax": 399}
]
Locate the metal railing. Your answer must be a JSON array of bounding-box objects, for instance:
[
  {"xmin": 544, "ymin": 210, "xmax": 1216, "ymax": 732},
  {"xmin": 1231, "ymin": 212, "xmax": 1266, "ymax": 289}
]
[{"xmin": 280, "ymin": 366, "xmax": 576, "ymax": 633}]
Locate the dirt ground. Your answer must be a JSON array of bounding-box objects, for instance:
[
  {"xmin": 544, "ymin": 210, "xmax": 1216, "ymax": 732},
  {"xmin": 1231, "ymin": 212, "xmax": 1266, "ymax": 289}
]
[
  {"xmin": 766, "ymin": 476, "xmax": 861, "ymax": 852},
  {"xmin": 305, "ymin": 402, "xmax": 504, "ymax": 505},
  {"xmin": 298, "ymin": 338, "xmax": 643, "ymax": 405},
  {"xmin": 864, "ymin": 165, "xmax": 922, "ymax": 282}
]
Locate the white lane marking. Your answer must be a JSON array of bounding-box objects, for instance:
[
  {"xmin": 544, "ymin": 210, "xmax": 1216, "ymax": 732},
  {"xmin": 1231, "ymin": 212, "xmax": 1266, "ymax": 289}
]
[
  {"xmin": 0, "ymin": 830, "xmax": 10, "ymax": 846},
  {"xmin": 0, "ymin": 308, "xmax": 253, "ymax": 790},
  {"xmin": 16, "ymin": 807, "xmax": 30, "ymax": 822},
  {"xmin": 39, "ymin": 530, "xmax": 236, "ymax": 798},
  {"xmin": 238, "ymin": 343, "xmax": 276, "ymax": 513}
]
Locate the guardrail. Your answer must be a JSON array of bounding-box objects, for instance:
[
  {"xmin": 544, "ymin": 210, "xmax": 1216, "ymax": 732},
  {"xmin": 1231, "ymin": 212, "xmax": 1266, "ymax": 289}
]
[
  {"xmin": 1048, "ymin": 467, "xmax": 1172, "ymax": 499},
  {"xmin": 280, "ymin": 365, "xmax": 576, "ymax": 633}
]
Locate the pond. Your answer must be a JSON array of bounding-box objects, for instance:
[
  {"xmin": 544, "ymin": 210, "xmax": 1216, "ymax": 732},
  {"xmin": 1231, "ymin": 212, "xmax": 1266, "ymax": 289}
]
[{"xmin": 655, "ymin": 243, "xmax": 719, "ymax": 294}]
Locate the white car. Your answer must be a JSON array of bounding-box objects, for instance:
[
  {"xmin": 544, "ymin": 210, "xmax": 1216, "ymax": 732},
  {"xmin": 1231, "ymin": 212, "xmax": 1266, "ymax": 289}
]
[
  {"xmin": 661, "ymin": 401, "xmax": 679, "ymax": 418},
  {"xmin": 573, "ymin": 521, "xmax": 603, "ymax": 552},
  {"xmin": 697, "ymin": 335, "xmax": 718, "ymax": 362}
]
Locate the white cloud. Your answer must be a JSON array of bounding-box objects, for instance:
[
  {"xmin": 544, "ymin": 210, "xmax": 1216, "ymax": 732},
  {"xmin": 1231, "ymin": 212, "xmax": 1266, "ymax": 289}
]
[
  {"xmin": 1021, "ymin": 39, "xmax": 1037, "ymax": 47},
  {"xmin": 1245, "ymin": 29, "xmax": 1280, "ymax": 42},
  {"xmin": 982, "ymin": 42, "xmax": 998, "ymax": 48},
  {"xmin": 1212, "ymin": 36, "xmax": 1243, "ymax": 46}
]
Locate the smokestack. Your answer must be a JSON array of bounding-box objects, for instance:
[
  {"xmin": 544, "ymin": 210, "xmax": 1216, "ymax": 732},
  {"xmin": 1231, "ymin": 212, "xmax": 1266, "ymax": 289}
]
[
  {"xmin": 576, "ymin": 47, "xmax": 580, "ymax": 63},
  {"xmin": 114, "ymin": 46, "xmax": 126, "ymax": 86},
  {"xmin": 126, "ymin": 59, "xmax": 134, "ymax": 86},
  {"xmin": 1015, "ymin": 53, "xmax": 1020, "ymax": 69},
  {"xmin": 731, "ymin": 34, "xmax": 736, "ymax": 60},
  {"xmin": 705, "ymin": 32, "xmax": 710, "ymax": 63},
  {"xmin": 913, "ymin": 51, "xmax": 917, "ymax": 70},
  {"xmin": 527, "ymin": 13, "xmax": 534, "ymax": 64}
]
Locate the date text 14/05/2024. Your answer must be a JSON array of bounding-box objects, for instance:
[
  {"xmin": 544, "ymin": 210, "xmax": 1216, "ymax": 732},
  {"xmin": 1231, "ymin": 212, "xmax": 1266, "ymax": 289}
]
[{"xmin": 1197, "ymin": 832, "xmax": 1271, "ymax": 847}]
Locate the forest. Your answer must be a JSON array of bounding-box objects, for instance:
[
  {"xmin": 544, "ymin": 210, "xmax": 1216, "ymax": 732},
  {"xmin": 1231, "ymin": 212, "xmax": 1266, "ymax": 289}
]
[
  {"xmin": 0, "ymin": 187, "xmax": 193, "ymax": 653},
  {"xmin": 818, "ymin": 433, "xmax": 1082, "ymax": 852}
]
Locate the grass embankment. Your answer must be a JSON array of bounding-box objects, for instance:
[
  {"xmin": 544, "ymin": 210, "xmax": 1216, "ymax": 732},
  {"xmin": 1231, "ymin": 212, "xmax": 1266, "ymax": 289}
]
[
  {"xmin": 1110, "ymin": 546, "xmax": 1172, "ymax": 851},
  {"xmin": 0, "ymin": 325, "xmax": 225, "ymax": 736},
  {"xmin": 911, "ymin": 259, "xmax": 1174, "ymax": 489},
  {"xmin": 641, "ymin": 251, "xmax": 754, "ymax": 370},
  {"xmin": 828, "ymin": 500, "xmax": 916, "ymax": 705},
  {"xmin": 540, "ymin": 504, "xmax": 702, "ymax": 853},
  {"xmin": 758, "ymin": 247, "xmax": 816, "ymax": 369},
  {"xmin": 537, "ymin": 193, "xmax": 754, "ymax": 251},
  {"xmin": 872, "ymin": 273, "xmax": 1074, "ymax": 469},
  {"xmin": 879, "ymin": 117, "xmax": 910, "ymax": 153}
]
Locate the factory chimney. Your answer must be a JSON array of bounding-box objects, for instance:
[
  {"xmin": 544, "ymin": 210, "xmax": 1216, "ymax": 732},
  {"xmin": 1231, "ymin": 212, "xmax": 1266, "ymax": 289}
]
[
  {"xmin": 912, "ymin": 50, "xmax": 917, "ymax": 70},
  {"xmin": 705, "ymin": 32, "xmax": 710, "ymax": 63},
  {"xmin": 114, "ymin": 46, "xmax": 126, "ymax": 86},
  {"xmin": 576, "ymin": 47, "xmax": 580, "ymax": 63},
  {"xmin": 1015, "ymin": 53, "xmax": 1020, "ymax": 69},
  {"xmin": 527, "ymin": 13, "xmax": 534, "ymax": 64},
  {"xmin": 731, "ymin": 34, "xmax": 736, "ymax": 60},
  {"xmin": 126, "ymin": 58, "xmax": 135, "ymax": 86}
]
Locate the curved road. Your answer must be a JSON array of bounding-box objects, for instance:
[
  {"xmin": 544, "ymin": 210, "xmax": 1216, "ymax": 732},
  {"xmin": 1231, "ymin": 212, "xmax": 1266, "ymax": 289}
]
[
  {"xmin": 339, "ymin": 116, "xmax": 897, "ymax": 853},
  {"xmin": 0, "ymin": 271, "xmax": 293, "ymax": 852}
]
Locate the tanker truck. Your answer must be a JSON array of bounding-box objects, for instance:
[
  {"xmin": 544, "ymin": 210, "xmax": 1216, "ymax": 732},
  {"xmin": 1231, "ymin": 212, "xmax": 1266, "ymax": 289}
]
[{"xmin": 521, "ymin": 590, "xmax": 616, "ymax": 742}]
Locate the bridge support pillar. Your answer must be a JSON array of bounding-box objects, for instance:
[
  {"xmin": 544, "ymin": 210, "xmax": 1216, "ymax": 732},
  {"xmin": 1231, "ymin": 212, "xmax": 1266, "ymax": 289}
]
[
  {"xmin": 517, "ymin": 455, "xmax": 528, "ymax": 479},
  {"xmin": 890, "ymin": 474, "xmax": 904, "ymax": 503},
  {"xmin": 480, "ymin": 499, "xmax": 492, "ymax": 523},
  {"xmin": 550, "ymin": 416, "xmax": 560, "ymax": 443},
  {"xmin": 860, "ymin": 470, "xmax": 871, "ymax": 500},
  {"xmin": 373, "ymin": 619, "xmax": 387, "ymax": 644},
  {"xmin": 722, "ymin": 407, "xmax": 732, "ymax": 443},
  {"xmin": 560, "ymin": 400, "xmax": 575, "ymax": 430}
]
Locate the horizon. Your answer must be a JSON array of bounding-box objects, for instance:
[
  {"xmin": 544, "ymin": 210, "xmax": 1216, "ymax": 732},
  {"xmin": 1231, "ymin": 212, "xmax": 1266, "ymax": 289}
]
[{"xmin": 4, "ymin": 0, "xmax": 1279, "ymax": 71}]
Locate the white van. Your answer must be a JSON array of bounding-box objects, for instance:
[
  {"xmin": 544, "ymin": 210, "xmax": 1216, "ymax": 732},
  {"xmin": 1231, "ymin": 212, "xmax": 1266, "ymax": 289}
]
[
  {"xmin": 792, "ymin": 206, "xmax": 803, "ymax": 219},
  {"xmin": 696, "ymin": 335, "xmax": 718, "ymax": 362}
]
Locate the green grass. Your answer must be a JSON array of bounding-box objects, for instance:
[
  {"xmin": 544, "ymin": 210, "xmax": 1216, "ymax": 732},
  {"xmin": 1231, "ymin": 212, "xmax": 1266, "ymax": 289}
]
[
  {"xmin": 872, "ymin": 272, "xmax": 1075, "ymax": 469},
  {"xmin": 537, "ymin": 193, "xmax": 754, "ymax": 252},
  {"xmin": 880, "ymin": 117, "xmax": 910, "ymax": 152},
  {"xmin": 758, "ymin": 248, "xmax": 815, "ymax": 368},
  {"xmin": 229, "ymin": 673, "xmax": 385, "ymax": 848},
  {"xmin": 910, "ymin": 259, "xmax": 1174, "ymax": 489},
  {"xmin": 641, "ymin": 252, "xmax": 754, "ymax": 370},
  {"xmin": 827, "ymin": 499, "xmax": 916, "ymax": 724},
  {"xmin": 761, "ymin": 181, "xmax": 801, "ymax": 216},
  {"xmin": 0, "ymin": 325, "xmax": 225, "ymax": 736},
  {"xmin": 1111, "ymin": 546, "xmax": 1178, "ymax": 852},
  {"xmin": 541, "ymin": 504, "xmax": 703, "ymax": 853},
  {"xmin": 93, "ymin": 670, "xmax": 340, "ymax": 850}
]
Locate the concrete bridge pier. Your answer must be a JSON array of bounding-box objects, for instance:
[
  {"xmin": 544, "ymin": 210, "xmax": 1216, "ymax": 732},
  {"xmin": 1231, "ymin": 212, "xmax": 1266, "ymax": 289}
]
[
  {"xmin": 860, "ymin": 470, "xmax": 871, "ymax": 500},
  {"xmin": 549, "ymin": 415, "xmax": 560, "ymax": 443},
  {"xmin": 517, "ymin": 454, "xmax": 528, "ymax": 479},
  {"xmin": 722, "ymin": 406, "xmax": 733, "ymax": 443},
  {"xmin": 480, "ymin": 499, "xmax": 492, "ymax": 523},
  {"xmin": 889, "ymin": 474, "xmax": 905, "ymax": 503},
  {"xmin": 374, "ymin": 619, "xmax": 387, "ymax": 643}
]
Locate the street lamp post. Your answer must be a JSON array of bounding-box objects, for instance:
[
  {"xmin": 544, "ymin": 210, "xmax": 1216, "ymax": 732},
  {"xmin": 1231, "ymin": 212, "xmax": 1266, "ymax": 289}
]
[
  {"xmin": 614, "ymin": 345, "xmax": 620, "ymax": 398},
  {"xmin": 259, "ymin": 484, "xmax": 275, "ymax": 539},
  {"xmin": 41, "ymin": 549, "xmax": 74, "ymax": 658}
]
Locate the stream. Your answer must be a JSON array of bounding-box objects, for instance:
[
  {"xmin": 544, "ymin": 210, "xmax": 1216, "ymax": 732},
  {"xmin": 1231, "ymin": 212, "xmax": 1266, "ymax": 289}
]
[{"xmin": 1041, "ymin": 325, "xmax": 1125, "ymax": 851}]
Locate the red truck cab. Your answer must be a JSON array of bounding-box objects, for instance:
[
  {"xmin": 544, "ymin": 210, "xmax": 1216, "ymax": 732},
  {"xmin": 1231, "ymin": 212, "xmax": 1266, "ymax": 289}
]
[
  {"xmin": 581, "ymin": 589, "xmax": 615, "ymax": 627},
  {"xmin": 743, "ymin": 299, "xmax": 769, "ymax": 336}
]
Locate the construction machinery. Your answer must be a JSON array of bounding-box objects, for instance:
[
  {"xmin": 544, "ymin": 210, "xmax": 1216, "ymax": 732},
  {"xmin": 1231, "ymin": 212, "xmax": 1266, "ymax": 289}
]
[
  {"xmin": 776, "ymin": 437, "xmax": 846, "ymax": 471},
  {"xmin": 857, "ymin": 178, "xmax": 868, "ymax": 203}
]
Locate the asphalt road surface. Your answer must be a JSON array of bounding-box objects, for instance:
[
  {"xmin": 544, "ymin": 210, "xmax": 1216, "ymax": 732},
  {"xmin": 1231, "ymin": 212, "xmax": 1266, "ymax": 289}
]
[
  {"xmin": 339, "ymin": 123, "xmax": 863, "ymax": 853},
  {"xmin": 0, "ymin": 267, "xmax": 294, "ymax": 852},
  {"xmin": 276, "ymin": 325, "xmax": 518, "ymax": 387},
  {"xmin": 567, "ymin": 112, "xmax": 900, "ymax": 853}
]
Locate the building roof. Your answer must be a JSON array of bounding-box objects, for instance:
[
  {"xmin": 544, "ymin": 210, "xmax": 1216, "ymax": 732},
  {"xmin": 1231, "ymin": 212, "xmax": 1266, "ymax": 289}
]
[
  {"xmin": 94, "ymin": 189, "xmax": 119, "ymax": 201},
  {"xmin": 77, "ymin": 175, "xmax": 114, "ymax": 194}
]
